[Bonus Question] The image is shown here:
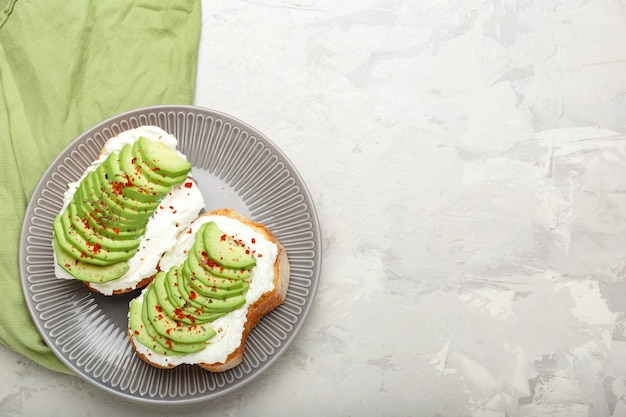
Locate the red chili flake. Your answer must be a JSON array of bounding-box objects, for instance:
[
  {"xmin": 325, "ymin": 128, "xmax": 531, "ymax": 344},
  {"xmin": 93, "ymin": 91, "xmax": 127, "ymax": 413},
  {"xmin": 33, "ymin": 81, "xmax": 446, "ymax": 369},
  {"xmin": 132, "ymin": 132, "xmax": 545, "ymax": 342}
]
[
  {"xmin": 134, "ymin": 330, "xmax": 140, "ymax": 335},
  {"xmin": 251, "ymin": 238, "xmax": 256, "ymax": 244},
  {"xmin": 155, "ymin": 305, "xmax": 163, "ymax": 313},
  {"xmin": 169, "ymin": 206, "xmax": 174, "ymax": 210},
  {"xmin": 111, "ymin": 181, "xmax": 124, "ymax": 196},
  {"xmin": 159, "ymin": 205, "xmax": 164, "ymax": 210},
  {"xmin": 220, "ymin": 234, "xmax": 227, "ymax": 241},
  {"xmin": 113, "ymin": 228, "xmax": 120, "ymax": 234},
  {"xmin": 189, "ymin": 291, "xmax": 197, "ymax": 300},
  {"xmin": 92, "ymin": 243, "xmax": 101, "ymax": 254},
  {"xmin": 184, "ymin": 182, "xmax": 193, "ymax": 188},
  {"xmin": 258, "ymin": 253, "xmax": 263, "ymax": 258},
  {"xmin": 187, "ymin": 228, "xmax": 193, "ymax": 234}
]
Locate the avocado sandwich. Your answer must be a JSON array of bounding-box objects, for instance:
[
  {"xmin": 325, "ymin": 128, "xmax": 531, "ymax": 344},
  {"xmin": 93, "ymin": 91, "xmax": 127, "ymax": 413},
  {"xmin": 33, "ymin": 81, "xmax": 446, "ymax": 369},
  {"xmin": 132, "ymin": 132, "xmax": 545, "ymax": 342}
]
[
  {"xmin": 127, "ymin": 208, "xmax": 290, "ymax": 371},
  {"xmin": 52, "ymin": 126, "xmax": 205, "ymax": 295}
]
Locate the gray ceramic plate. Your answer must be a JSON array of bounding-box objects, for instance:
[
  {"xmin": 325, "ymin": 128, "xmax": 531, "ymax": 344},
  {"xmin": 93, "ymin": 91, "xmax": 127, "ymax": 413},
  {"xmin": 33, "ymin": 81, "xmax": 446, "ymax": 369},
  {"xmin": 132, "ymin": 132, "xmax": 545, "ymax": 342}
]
[{"xmin": 19, "ymin": 105, "xmax": 321, "ymax": 404}]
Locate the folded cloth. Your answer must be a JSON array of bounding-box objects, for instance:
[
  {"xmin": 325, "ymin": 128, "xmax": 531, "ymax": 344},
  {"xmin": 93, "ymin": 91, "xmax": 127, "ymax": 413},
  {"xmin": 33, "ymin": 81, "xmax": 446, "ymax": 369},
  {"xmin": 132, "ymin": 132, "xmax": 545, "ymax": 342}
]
[{"xmin": 0, "ymin": 0, "xmax": 201, "ymax": 374}]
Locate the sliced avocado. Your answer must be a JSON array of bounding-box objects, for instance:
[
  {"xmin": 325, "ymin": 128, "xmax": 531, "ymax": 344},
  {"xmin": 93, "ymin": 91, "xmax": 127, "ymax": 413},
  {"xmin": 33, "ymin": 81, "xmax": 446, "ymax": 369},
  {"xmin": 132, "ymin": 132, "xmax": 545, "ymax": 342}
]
[
  {"xmin": 73, "ymin": 190, "xmax": 143, "ymax": 241},
  {"xmin": 187, "ymin": 288, "xmax": 247, "ymax": 312},
  {"xmin": 176, "ymin": 264, "xmax": 248, "ymax": 313},
  {"xmin": 191, "ymin": 231, "xmax": 252, "ymax": 280},
  {"xmin": 185, "ymin": 290, "xmax": 247, "ymax": 313},
  {"xmin": 67, "ymin": 201, "xmax": 140, "ymax": 253},
  {"xmin": 103, "ymin": 148, "xmax": 166, "ymax": 204},
  {"xmin": 80, "ymin": 207, "xmax": 146, "ymax": 241},
  {"xmin": 81, "ymin": 173, "xmax": 150, "ymax": 230},
  {"xmin": 99, "ymin": 185, "xmax": 154, "ymax": 223},
  {"xmin": 144, "ymin": 285, "xmax": 217, "ymax": 345},
  {"xmin": 97, "ymin": 214, "xmax": 146, "ymax": 232},
  {"xmin": 189, "ymin": 277, "xmax": 250, "ymax": 300},
  {"xmin": 53, "ymin": 215, "xmax": 85, "ymax": 262},
  {"xmin": 101, "ymin": 150, "xmax": 126, "ymax": 184},
  {"xmin": 121, "ymin": 182, "xmax": 166, "ymax": 204},
  {"xmin": 164, "ymin": 267, "xmax": 186, "ymax": 309},
  {"xmin": 87, "ymin": 182, "xmax": 151, "ymax": 229},
  {"xmin": 129, "ymin": 298, "xmax": 180, "ymax": 357},
  {"xmin": 163, "ymin": 268, "xmax": 228, "ymax": 324},
  {"xmin": 202, "ymin": 221, "xmax": 256, "ymax": 270},
  {"xmin": 136, "ymin": 136, "xmax": 192, "ymax": 178},
  {"xmin": 152, "ymin": 270, "xmax": 196, "ymax": 324},
  {"xmin": 58, "ymin": 210, "xmax": 135, "ymax": 265},
  {"xmin": 184, "ymin": 248, "xmax": 214, "ymax": 287},
  {"xmin": 200, "ymin": 253, "xmax": 252, "ymax": 280},
  {"xmin": 91, "ymin": 169, "xmax": 155, "ymax": 222},
  {"xmin": 141, "ymin": 297, "xmax": 209, "ymax": 354},
  {"xmin": 93, "ymin": 162, "xmax": 160, "ymax": 213},
  {"xmin": 132, "ymin": 140, "xmax": 188, "ymax": 187},
  {"xmin": 186, "ymin": 249, "xmax": 248, "ymax": 291},
  {"xmin": 145, "ymin": 278, "xmax": 208, "ymax": 353},
  {"xmin": 53, "ymin": 238, "xmax": 129, "ymax": 283},
  {"xmin": 119, "ymin": 144, "xmax": 171, "ymax": 197}
]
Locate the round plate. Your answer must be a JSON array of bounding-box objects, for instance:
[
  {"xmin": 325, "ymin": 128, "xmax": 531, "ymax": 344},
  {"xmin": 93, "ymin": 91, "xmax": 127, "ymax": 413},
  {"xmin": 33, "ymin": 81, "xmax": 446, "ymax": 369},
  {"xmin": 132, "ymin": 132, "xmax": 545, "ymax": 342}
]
[{"xmin": 19, "ymin": 105, "xmax": 321, "ymax": 404}]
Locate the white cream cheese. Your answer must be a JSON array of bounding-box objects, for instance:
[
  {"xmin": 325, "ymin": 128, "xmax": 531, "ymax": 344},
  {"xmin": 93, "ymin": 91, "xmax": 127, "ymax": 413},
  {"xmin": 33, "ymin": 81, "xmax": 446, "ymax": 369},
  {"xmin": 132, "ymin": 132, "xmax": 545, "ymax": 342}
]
[
  {"xmin": 129, "ymin": 214, "xmax": 278, "ymax": 367},
  {"xmin": 53, "ymin": 126, "xmax": 205, "ymax": 295}
]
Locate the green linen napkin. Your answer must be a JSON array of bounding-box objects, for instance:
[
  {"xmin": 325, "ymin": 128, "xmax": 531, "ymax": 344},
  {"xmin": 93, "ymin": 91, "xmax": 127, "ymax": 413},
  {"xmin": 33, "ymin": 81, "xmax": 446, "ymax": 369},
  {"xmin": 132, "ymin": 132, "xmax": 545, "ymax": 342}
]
[{"xmin": 0, "ymin": 0, "xmax": 202, "ymax": 374}]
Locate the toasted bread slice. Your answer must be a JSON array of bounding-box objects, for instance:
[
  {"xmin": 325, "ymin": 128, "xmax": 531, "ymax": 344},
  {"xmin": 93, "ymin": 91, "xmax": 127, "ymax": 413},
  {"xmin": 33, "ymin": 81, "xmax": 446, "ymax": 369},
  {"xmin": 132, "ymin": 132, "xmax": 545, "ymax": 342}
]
[{"xmin": 127, "ymin": 208, "xmax": 290, "ymax": 371}]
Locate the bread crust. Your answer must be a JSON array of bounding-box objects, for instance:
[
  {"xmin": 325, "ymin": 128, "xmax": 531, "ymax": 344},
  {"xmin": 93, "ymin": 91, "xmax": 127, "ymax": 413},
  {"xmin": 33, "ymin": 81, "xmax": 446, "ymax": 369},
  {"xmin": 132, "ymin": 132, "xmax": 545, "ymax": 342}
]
[
  {"xmin": 83, "ymin": 276, "xmax": 154, "ymax": 295},
  {"xmin": 128, "ymin": 208, "xmax": 290, "ymax": 372}
]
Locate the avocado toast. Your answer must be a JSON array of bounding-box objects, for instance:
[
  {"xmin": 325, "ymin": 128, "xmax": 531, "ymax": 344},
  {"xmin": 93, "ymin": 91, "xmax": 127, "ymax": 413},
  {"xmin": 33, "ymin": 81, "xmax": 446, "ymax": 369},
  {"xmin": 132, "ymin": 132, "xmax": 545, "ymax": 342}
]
[
  {"xmin": 127, "ymin": 208, "xmax": 290, "ymax": 371},
  {"xmin": 52, "ymin": 126, "xmax": 205, "ymax": 295}
]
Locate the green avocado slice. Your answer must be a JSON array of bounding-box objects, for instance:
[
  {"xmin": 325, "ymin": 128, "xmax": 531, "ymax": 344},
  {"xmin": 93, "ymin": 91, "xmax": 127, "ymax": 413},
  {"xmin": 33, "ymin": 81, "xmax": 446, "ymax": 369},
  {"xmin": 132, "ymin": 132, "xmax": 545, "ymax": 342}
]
[
  {"xmin": 53, "ymin": 238, "xmax": 129, "ymax": 283},
  {"xmin": 94, "ymin": 161, "xmax": 160, "ymax": 213},
  {"xmin": 189, "ymin": 277, "xmax": 250, "ymax": 300},
  {"xmin": 132, "ymin": 140, "xmax": 188, "ymax": 187},
  {"xmin": 144, "ymin": 285, "xmax": 217, "ymax": 345},
  {"xmin": 58, "ymin": 211, "xmax": 135, "ymax": 265},
  {"xmin": 54, "ymin": 214, "xmax": 128, "ymax": 266},
  {"xmin": 74, "ymin": 193, "xmax": 145, "ymax": 241},
  {"xmin": 136, "ymin": 136, "xmax": 192, "ymax": 178},
  {"xmin": 142, "ymin": 283, "xmax": 208, "ymax": 354},
  {"xmin": 161, "ymin": 268, "xmax": 225, "ymax": 324},
  {"xmin": 202, "ymin": 221, "xmax": 256, "ymax": 270},
  {"xmin": 129, "ymin": 298, "xmax": 180, "ymax": 357},
  {"xmin": 119, "ymin": 144, "xmax": 171, "ymax": 197},
  {"xmin": 67, "ymin": 201, "xmax": 140, "ymax": 252}
]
